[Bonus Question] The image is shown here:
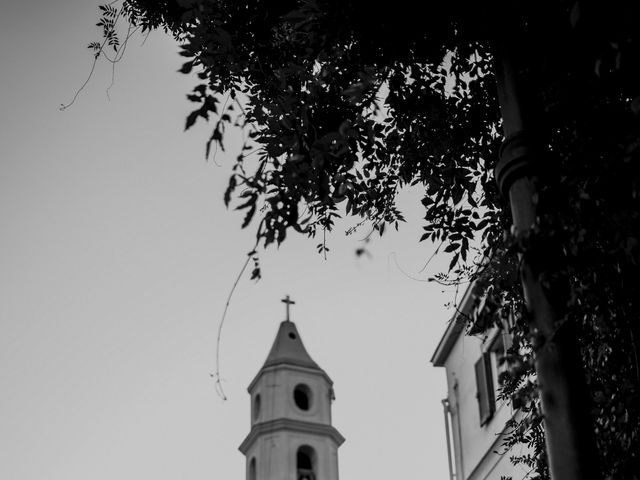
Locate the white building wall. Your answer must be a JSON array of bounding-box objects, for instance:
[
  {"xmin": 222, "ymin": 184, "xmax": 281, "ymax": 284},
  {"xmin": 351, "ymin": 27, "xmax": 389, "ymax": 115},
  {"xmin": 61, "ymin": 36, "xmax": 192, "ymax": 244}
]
[{"xmin": 441, "ymin": 327, "xmax": 531, "ymax": 480}]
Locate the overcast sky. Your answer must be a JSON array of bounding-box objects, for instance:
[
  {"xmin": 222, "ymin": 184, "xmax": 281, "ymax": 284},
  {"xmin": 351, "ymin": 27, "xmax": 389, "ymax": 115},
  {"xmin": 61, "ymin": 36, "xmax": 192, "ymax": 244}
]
[{"xmin": 1, "ymin": 2, "xmax": 463, "ymax": 479}]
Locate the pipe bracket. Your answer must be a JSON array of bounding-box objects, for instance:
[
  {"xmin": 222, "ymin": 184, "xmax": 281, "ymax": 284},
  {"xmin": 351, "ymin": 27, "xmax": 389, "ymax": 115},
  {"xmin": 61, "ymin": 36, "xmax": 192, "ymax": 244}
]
[{"xmin": 495, "ymin": 131, "xmax": 536, "ymax": 198}]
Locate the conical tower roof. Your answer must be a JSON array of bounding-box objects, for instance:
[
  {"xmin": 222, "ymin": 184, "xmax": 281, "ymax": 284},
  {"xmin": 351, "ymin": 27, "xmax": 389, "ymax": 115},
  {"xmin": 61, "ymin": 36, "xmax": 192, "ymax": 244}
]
[{"xmin": 261, "ymin": 320, "xmax": 321, "ymax": 371}]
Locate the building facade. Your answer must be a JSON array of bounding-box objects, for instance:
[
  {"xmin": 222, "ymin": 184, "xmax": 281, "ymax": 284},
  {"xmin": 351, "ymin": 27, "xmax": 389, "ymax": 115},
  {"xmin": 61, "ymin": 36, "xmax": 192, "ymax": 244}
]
[
  {"xmin": 431, "ymin": 288, "xmax": 529, "ymax": 480},
  {"xmin": 239, "ymin": 311, "xmax": 344, "ymax": 480}
]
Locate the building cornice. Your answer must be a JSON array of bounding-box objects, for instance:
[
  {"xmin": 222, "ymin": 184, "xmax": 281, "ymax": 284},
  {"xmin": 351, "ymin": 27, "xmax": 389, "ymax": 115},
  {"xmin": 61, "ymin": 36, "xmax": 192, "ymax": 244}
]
[{"xmin": 238, "ymin": 418, "xmax": 345, "ymax": 454}]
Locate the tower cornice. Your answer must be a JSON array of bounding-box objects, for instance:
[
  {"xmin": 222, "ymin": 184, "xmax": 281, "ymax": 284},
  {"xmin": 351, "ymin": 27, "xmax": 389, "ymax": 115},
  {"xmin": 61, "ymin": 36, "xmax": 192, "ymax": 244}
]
[{"xmin": 239, "ymin": 418, "xmax": 345, "ymax": 454}]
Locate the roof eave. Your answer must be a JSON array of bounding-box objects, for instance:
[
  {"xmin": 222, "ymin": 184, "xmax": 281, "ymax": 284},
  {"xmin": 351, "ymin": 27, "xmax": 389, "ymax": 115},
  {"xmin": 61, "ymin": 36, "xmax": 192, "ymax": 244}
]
[{"xmin": 430, "ymin": 286, "xmax": 475, "ymax": 366}]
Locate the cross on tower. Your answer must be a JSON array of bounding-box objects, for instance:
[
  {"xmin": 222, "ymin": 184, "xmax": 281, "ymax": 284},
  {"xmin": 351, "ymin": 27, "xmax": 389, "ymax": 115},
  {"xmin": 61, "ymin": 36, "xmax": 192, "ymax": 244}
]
[{"xmin": 281, "ymin": 295, "xmax": 295, "ymax": 322}]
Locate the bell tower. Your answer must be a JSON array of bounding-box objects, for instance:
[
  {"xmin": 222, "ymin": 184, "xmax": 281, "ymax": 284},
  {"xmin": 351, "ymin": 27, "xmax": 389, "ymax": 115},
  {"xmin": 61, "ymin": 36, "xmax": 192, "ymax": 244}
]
[{"xmin": 239, "ymin": 297, "xmax": 344, "ymax": 480}]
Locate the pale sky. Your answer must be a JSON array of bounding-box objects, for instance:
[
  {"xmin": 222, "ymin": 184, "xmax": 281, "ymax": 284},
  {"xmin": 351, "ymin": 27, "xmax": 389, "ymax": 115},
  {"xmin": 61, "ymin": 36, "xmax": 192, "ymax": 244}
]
[{"xmin": 1, "ymin": 2, "xmax": 459, "ymax": 479}]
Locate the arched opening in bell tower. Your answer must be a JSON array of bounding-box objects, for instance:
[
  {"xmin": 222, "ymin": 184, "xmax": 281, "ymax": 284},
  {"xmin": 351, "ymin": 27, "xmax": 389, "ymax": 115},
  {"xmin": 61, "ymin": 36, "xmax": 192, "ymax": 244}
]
[
  {"xmin": 296, "ymin": 445, "xmax": 316, "ymax": 480},
  {"xmin": 293, "ymin": 383, "xmax": 312, "ymax": 411}
]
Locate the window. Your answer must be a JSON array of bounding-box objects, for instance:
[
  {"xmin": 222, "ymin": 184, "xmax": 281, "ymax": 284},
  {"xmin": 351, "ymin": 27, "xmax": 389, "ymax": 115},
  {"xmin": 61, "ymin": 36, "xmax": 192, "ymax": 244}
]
[
  {"xmin": 293, "ymin": 384, "xmax": 312, "ymax": 411},
  {"xmin": 475, "ymin": 328, "xmax": 514, "ymax": 426},
  {"xmin": 249, "ymin": 457, "xmax": 256, "ymax": 480},
  {"xmin": 296, "ymin": 445, "xmax": 316, "ymax": 480},
  {"xmin": 475, "ymin": 351, "xmax": 495, "ymax": 425},
  {"xmin": 253, "ymin": 394, "xmax": 261, "ymax": 422},
  {"xmin": 489, "ymin": 332, "xmax": 511, "ymax": 393}
]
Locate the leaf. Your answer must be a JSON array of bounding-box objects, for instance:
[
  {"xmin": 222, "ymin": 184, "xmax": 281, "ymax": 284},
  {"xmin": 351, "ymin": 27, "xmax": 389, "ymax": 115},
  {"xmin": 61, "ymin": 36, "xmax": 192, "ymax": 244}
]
[
  {"xmin": 185, "ymin": 110, "xmax": 199, "ymax": 130},
  {"xmin": 250, "ymin": 266, "xmax": 261, "ymax": 280},
  {"xmin": 212, "ymin": 128, "xmax": 224, "ymax": 151},
  {"xmin": 448, "ymin": 253, "xmax": 459, "ymax": 272},
  {"xmin": 242, "ymin": 204, "xmax": 256, "ymax": 228},
  {"xmin": 452, "ymin": 187, "xmax": 464, "ymax": 205},
  {"xmin": 444, "ymin": 242, "xmax": 459, "ymax": 253},
  {"xmin": 206, "ymin": 125, "xmax": 223, "ymax": 159},
  {"xmin": 235, "ymin": 196, "xmax": 255, "ymax": 211},
  {"xmin": 224, "ymin": 175, "xmax": 237, "ymax": 206},
  {"xmin": 476, "ymin": 219, "xmax": 489, "ymax": 230},
  {"xmin": 179, "ymin": 61, "xmax": 194, "ymax": 74}
]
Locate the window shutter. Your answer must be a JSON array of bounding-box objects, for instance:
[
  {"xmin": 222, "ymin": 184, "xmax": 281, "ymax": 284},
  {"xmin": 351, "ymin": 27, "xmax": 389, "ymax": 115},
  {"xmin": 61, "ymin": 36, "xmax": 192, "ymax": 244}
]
[{"xmin": 475, "ymin": 352, "xmax": 495, "ymax": 425}]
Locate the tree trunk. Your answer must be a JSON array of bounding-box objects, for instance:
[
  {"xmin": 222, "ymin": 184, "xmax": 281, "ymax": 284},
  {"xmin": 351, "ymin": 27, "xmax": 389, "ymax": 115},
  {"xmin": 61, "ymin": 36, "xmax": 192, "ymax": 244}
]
[{"xmin": 492, "ymin": 41, "xmax": 600, "ymax": 480}]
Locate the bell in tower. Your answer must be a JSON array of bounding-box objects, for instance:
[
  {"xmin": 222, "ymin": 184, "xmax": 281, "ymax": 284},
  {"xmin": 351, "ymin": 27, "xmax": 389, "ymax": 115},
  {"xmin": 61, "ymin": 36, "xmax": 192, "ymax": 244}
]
[{"xmin": 239, "ymin": 297, "xmax": 344, "ymax": 480}]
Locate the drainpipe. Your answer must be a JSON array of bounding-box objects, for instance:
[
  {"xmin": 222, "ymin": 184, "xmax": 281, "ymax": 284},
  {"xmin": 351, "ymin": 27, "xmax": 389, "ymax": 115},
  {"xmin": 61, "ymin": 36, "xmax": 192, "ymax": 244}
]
[
  {"xmin": 492, "ymin": 39, "xmax": 600, "ymax": 480},
  {"xmin": 442, "ymin": 398, "xmax": 456, "ymax": 480}
]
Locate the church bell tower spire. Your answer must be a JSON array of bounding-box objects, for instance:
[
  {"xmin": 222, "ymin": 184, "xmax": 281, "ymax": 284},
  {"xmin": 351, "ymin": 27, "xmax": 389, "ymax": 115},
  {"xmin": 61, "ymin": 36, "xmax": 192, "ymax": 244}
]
[{"xmin": 239, "ymin": 298, "xmax": 344, "ymax": 480}]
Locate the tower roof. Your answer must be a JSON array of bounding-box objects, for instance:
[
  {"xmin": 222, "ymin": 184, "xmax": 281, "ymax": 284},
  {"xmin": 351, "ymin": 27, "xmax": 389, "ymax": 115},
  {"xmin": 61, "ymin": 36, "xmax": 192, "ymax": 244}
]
[{"xmin": 261, "ymin": 320, "xmax": 321, "ymax": 371}]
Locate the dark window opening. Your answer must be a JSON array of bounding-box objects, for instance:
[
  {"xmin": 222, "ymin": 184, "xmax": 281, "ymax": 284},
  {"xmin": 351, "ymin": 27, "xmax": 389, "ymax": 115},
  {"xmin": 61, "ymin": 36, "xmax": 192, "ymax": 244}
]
[
  {"xmin": 297, "ymin": 450, "xmax": 312, "ymax": 470},
  {"xmin": 475, "ymin": 351, "xmax": 495, "ymax": 425},
  {"xmin": 288, "ymin": 332, "xmax": 297, "ymax": 339},
  {"xmin": 249, "ymin": 457, "xmax": 256, "ymax": 480},
  {"xmin": 253, "ymin": 394, "xmax": 261, "ymax": 422},
  {"xmin": 297, "ymin": 445, "xmax": 316, "ymax": 480},
  {"xmin": 293, "ymin": 384, "xmax": 311, "ymax": 410}
]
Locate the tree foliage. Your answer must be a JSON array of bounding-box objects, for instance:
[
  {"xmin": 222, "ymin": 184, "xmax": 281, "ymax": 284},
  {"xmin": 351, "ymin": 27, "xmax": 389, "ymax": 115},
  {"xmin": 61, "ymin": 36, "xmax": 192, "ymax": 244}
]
[{"xmin": 87, "ymin": 1, "xmax": 640, "ymax": 478}]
